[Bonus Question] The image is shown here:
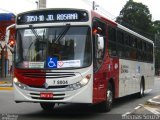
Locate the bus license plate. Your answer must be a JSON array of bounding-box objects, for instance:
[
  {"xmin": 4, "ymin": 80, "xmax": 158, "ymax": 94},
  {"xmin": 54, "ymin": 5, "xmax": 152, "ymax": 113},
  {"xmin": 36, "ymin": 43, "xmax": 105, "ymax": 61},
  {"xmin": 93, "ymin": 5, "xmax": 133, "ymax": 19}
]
[{"xmin": 40, "ymin": 93, "xmax": 53, "ymax": 99}]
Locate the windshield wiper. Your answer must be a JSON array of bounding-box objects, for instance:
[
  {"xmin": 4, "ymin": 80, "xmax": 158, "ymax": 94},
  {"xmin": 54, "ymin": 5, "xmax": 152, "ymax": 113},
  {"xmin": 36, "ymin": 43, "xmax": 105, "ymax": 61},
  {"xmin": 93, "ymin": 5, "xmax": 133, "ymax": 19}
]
[
  {"xmin": 25, "ymin": 25, "xmax": 45, "ymax": 60},
  {"xmin": 29, "ymin": 25, "xmax": 44, "ymax": 41},
  {"xmin": 54, "ymin": 24, "xmax": 70, "ymax": 43}
]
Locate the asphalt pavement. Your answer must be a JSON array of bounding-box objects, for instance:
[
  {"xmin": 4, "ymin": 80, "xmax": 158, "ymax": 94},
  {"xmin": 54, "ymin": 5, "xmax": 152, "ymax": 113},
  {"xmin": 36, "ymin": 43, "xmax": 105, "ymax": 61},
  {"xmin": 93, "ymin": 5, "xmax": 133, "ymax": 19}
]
[{"xmin": 1, "ymin": 76, "xmax": 160, "ymax": 116}]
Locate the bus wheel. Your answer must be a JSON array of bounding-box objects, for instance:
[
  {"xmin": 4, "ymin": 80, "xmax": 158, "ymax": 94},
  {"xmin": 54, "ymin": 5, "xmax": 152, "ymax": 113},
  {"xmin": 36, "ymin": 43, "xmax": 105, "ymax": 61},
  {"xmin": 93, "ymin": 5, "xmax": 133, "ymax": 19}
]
[
  {"xmin": 99, "ymin": 83, "xmax": 113, "ymax": 112},
  {"xmin": 138, "ymin": 80, "xmax": 144, "ymax": 98},
  {"xmin": 40, "ymin": 102, "xmax": 55, "ymax": 111}
]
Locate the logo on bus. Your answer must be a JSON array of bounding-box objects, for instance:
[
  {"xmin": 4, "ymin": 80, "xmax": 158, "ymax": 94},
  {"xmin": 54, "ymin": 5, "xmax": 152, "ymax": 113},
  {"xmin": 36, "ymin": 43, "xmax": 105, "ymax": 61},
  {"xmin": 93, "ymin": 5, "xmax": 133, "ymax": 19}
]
[{"xmin": 47, "ymin": 57, "xmax": 57, "ymax": 68}]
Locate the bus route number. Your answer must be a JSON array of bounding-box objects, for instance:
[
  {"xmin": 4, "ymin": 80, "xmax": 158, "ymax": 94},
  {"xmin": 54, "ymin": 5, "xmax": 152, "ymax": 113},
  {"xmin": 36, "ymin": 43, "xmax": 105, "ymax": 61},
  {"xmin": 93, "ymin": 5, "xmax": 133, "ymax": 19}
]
[{"xmin": 53, "ymin": 80, "xmax": 68, "ymax": 85}]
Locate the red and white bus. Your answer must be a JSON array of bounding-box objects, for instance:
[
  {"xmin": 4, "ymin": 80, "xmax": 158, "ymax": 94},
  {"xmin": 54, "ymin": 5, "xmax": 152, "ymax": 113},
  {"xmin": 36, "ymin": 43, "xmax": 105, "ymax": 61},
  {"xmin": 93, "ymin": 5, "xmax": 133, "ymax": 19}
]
[{"xmin": 6, "ymin": 8, "xmax": 154, "ymax": 112}]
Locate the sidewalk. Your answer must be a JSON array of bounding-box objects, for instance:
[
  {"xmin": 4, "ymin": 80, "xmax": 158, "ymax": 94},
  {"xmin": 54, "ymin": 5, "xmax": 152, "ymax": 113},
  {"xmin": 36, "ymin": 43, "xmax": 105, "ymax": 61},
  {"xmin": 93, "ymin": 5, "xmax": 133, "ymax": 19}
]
[{"xmin": 0, "ymin": 76, "xmax": 13, "ymax": 87}]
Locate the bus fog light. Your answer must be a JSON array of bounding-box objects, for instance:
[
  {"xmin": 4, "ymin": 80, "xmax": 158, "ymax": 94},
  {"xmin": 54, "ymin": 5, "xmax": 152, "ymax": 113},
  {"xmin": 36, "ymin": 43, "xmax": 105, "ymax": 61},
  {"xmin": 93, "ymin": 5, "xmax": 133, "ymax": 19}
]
[
  {"xmin": 13, "ymin": 77, "xmax": 27, "ymax": 90},
  {"xmin": 17, "ymin": 83, "xmax": 27, "ymax": 90},
  {"xmin": 72, "ymin": 83, "xmax": 81, "ymax": 89}
]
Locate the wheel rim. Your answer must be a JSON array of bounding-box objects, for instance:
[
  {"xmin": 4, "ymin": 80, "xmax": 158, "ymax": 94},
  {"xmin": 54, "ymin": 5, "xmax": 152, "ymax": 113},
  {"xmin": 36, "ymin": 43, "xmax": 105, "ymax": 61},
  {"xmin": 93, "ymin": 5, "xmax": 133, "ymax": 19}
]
[{"xmin": 107, "ymin": 89, "xmax": 113, "ymax": 106}]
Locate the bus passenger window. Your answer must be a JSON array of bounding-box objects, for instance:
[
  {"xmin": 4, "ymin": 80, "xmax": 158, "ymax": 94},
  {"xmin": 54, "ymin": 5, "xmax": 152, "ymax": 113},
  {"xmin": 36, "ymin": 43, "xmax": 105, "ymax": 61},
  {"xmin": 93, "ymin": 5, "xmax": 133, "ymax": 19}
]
[{"xmin": 108, "ymin": 26, "xmax": 117, "ymax": 56}]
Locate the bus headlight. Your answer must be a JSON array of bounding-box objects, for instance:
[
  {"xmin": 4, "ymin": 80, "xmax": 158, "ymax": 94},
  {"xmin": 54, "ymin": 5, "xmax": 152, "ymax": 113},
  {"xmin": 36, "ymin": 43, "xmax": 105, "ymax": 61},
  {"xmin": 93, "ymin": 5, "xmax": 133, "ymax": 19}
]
[
  {"xmin": 13, "ymin": 77, "xmax": 18, "ymax": 83},
  {"xmin": 66, "ymin": 74, "xmax": 91, "ymax": 91},
  {"xmin": 13, "ymin": 77, "xmax": 27, "ymax": 90}
]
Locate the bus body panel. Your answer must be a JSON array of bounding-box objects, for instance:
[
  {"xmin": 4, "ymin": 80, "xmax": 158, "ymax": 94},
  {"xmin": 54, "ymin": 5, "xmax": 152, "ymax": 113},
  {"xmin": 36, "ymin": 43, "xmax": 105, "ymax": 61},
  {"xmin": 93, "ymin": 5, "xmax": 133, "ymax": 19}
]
[
  {"xmin": 119, "ymin": 59, "xmax": 154, "ymax": 97},
  {"xmin": 14, "ymin": 66, "xmax": 93, "ymax": 103}
]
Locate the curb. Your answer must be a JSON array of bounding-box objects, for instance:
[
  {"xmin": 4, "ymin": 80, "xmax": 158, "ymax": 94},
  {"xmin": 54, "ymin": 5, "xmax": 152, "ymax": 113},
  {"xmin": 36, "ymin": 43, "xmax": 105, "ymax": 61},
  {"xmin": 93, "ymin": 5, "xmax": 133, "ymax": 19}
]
[
  {"xmin": 0, "ymin": 83, "xmax": 12, "ymax": 87},
  {"xmin": 147, "ymin": 95, "xmax": 160, "ymax": 105},
  {"xmin": 0, "ymin": 81, "xmax": 9, "ymax": 84},
  {"xmin": 0, "ymin": 80, "xmax": 12, "ymax": 87},
  {"xmin": 0, "ymin": 87, "xmax": 14, "ymax": 90}
]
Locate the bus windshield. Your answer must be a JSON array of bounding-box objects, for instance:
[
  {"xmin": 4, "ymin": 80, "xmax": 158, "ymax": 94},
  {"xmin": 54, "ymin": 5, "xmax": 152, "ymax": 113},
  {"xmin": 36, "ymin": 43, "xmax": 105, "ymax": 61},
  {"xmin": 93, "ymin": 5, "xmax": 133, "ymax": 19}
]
[{"xmin": 15, "ymin": 26, "xmax": 92, "ymax": 69}]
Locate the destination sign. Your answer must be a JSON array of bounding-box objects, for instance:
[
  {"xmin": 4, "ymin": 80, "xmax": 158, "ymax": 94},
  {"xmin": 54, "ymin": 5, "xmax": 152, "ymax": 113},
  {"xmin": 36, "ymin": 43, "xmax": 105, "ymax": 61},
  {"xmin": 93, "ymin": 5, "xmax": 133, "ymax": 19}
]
[{"xmin": 17, "ymin": 9, "xmax": 89, "ymax": 24}]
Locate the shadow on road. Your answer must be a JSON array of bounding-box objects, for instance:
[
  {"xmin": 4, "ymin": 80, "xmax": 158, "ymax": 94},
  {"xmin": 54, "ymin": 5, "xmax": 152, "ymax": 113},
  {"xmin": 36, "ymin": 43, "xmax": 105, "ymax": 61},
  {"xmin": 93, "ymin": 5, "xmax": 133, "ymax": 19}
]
[
  {"xmin": 17, "ymin": 93, "xmax": 153, "ymax": 120},
  {"xmin": 113, "ymin": 93, "xmax": 152, "ymax": 107},
  {"xmin": 21, "ymin": 104, "xmax": 102, "ymax": 120}
]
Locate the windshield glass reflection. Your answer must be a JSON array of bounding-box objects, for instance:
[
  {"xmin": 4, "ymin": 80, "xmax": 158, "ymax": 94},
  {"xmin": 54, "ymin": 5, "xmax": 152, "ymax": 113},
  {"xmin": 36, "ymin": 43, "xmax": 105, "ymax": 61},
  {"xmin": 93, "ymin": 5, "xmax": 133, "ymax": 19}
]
[{"xmin": 15, "ymin": 26, "xmax": 92, "ymax": 69}]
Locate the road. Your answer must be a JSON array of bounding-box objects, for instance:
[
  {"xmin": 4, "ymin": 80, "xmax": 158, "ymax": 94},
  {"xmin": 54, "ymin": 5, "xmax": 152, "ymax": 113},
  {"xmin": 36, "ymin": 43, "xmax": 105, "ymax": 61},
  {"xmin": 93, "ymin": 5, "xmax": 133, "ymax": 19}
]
[{"xmin": 0, "ymin": 77, "xmax": 160, "ymax": 120}]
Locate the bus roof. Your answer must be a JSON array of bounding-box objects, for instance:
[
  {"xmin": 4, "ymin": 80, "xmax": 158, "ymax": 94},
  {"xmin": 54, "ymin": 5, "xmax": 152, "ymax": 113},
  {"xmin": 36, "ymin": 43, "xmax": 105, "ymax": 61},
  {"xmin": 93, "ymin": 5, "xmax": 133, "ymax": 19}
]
[
  {"xmin": 117, "ymin": 24, "xmax": 153, "ymax": 44},
  {"xmin": 17, "ymin": 8, "xmax": 89, "ymax": 16}
]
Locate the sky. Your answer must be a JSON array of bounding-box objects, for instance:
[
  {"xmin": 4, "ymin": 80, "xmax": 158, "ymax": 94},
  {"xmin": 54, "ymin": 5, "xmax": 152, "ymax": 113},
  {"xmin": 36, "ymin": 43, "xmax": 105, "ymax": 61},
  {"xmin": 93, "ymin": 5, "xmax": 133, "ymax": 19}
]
[{"xmin": 0, "ymin": 0, "xmax": 159, "ymax": 21}]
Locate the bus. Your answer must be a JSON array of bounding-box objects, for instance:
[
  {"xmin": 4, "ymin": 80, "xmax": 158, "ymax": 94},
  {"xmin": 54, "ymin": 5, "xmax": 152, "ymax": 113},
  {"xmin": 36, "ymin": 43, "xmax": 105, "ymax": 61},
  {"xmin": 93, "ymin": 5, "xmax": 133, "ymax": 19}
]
[{"xmin": 6, "ymin": 8, "xmax": 154, "ymax": 112}]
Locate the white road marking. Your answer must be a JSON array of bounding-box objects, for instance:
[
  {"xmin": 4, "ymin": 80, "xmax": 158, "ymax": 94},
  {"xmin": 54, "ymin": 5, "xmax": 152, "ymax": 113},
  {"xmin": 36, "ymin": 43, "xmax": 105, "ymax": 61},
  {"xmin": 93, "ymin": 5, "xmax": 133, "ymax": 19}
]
[
  {"xmin": 143, "ymin": 106, "xmax": 160, "ymax": 114},
  {"xmin": 135, "ymin": 106, "xmax": 141, "ymax": 110},
  {"xmin": 122, "ymin": 112, "xmax": 131, "ymax": 116},
  {"xmin": 148, "ymin": 99, "xmax": 160, "ymax": 105},
  {"xmin": 153, "ymin": 95, "xmax": 160, "ymax": 99}
]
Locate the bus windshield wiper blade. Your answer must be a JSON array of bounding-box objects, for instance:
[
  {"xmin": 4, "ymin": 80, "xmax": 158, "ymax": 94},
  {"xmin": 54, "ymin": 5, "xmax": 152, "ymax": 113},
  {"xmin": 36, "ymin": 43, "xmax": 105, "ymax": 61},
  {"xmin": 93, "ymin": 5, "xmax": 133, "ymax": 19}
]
[
  {"xmin": 30, "ymin": 26, "xmax": 42, "ymax": 41},
  {"xmin": 54, "ymin": 24, "xmax": 70, "ymax": 43},
  {"xmin": 25, "ymin": 25, "xmax": 45, "ymax": 59}
]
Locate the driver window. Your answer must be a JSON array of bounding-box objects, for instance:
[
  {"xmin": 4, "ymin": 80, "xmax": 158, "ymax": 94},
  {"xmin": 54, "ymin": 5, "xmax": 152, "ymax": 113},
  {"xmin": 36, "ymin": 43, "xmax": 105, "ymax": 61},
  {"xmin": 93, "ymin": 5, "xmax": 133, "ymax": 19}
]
[{"xmin": 92, "ymin": 19, "xmax": 106, "ymax": 71}]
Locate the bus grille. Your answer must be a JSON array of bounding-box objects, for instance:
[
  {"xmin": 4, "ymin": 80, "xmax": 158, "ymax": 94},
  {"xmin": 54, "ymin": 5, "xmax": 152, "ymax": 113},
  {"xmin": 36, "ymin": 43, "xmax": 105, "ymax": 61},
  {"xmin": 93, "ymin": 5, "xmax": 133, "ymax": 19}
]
[
  {"xmin": 22, "ymin": 72, "xmax": 75, "ymax": 79},
  {"xmin": 28, "ymin": 85, "xmax": 67, "ymax": 89}
]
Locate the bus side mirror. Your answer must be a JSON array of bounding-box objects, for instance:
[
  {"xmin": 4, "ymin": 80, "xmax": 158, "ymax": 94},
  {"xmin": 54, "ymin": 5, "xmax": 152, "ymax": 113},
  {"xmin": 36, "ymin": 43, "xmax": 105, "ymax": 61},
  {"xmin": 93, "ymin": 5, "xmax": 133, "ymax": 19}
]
[
  {"xmin": 5, "ymin": 30, "xmax": 10, "ymax": 44},
  {"xmin": 98, "ymin": 36, "xmax": 104, "ymax": 50},
  {"xmin": 95, "ymin": 34, "xmax": 104, "ymax": 59},
  {"xmin": 5, "ymin": 24, "xmax": 15, "ymax": 53}
]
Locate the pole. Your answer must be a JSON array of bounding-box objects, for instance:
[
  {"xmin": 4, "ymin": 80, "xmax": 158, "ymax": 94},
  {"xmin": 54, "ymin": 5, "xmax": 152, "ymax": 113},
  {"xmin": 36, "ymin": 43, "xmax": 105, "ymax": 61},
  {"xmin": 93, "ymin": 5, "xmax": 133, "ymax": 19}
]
[
  {"xmin": 93, "ymin": 1, "xmax": 95, "ymax": 10},
  {"xmin": 35, "ymin": 1, "xmax": 39, "ymax": 9},
  {"xmin": 1, "ymin": 47, "xmax": 4, "ymax": 77},
  {"xmin": 0, "ymin": 59, "xmax": 1, "ymax": 77}
]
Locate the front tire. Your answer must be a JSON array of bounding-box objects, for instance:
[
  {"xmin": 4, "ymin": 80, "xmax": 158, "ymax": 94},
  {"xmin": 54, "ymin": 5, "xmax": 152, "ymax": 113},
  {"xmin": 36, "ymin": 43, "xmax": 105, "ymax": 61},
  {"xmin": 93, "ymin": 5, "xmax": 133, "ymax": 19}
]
[
  {"xmin": 99, "ymin": 83, "xmax": 113, "ymax": 112},
  {"xmin": 40, "ymin": 102, "xmax": 55, "ymax": 111}
]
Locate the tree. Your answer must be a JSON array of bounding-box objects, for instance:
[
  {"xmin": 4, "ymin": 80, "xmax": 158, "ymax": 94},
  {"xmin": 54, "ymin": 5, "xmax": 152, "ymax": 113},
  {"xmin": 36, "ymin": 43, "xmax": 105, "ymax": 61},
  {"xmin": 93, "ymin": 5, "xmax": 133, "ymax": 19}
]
[
  {"xmin": 153, "ymin": 20, "xmax": 160, "ymax": 75},
  {"xmin": 116, "ymin": 0, "xmax": 160, "ymax": 74},
  {"xmin": 152, "ymin": 20, "xmax": 160, "ymax": 34},
  {"xmin": 116, "ymin": 0, "xmax": 154, "ymax": 39}
]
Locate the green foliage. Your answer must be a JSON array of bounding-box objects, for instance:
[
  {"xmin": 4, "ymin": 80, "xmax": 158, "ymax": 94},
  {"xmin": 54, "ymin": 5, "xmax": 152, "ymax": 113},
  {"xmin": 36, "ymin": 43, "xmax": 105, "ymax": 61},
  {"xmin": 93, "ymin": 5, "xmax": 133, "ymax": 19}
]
[
  {"xmin": 116, "ymin": 0, "xmax": 160, "ymax": 75},
  {"xmin": 152, "ymin": 20, "xmax": 160, "ymax": 34},
  {"xmin": 116, "ymin": 0, "xmax": 154, "ymax": 39}
]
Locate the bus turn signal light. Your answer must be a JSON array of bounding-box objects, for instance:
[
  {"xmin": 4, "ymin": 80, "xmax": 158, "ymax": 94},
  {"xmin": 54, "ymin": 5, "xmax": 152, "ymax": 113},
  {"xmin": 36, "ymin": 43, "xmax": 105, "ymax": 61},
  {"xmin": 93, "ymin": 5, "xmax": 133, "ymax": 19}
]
[{"xmin": 8, "ymin": 39, "xmax": 15, "ymax": 47}]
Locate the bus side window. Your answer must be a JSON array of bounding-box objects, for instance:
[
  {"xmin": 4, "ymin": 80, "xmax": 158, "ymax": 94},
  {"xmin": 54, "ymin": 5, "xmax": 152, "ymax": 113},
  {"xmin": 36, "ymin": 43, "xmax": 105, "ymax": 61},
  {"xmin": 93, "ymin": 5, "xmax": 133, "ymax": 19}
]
[
  {"xmin": 142, "ymin": 42, "xmax": 147, "ymax": 62},
  {"xmin": 130, "ymin": 37, "xmax": 137, "ymax": 60},
  {"xmin": 108, "ymin": 25, "xmax": 117, "ymax": 56},
  {"xmin": 124, "ymin": 34, "xmax": 130, "ymax": 59},
  {"xmin": 117, "ymin": 29, "xmax": 125, "ymax": 58},
  {"xmin": 137, "ymin": 39, "xmax": 143, "ymax": 61}
]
